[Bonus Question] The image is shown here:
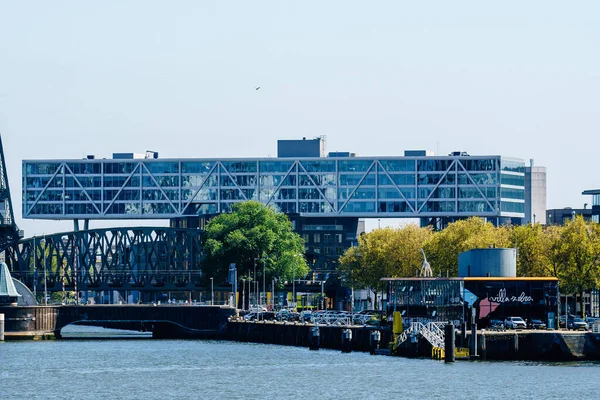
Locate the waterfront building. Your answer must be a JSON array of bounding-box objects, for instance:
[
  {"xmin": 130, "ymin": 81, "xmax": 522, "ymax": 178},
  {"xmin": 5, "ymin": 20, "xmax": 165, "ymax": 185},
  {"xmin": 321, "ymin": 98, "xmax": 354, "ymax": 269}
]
[
  {"xmin": 384, "ymin": 248, "xmax": 559, "ymax": 327},
  {"xmin": 384, "ymin": 276, "xmax": 559, "ymax": 328}
]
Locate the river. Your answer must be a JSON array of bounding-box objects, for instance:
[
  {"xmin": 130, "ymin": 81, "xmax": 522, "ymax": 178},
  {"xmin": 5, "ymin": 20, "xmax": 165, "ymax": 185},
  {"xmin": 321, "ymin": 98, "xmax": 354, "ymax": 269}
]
[{"xmin": 1, "ymin": 326, "xmax": 598, "ymax": 399}]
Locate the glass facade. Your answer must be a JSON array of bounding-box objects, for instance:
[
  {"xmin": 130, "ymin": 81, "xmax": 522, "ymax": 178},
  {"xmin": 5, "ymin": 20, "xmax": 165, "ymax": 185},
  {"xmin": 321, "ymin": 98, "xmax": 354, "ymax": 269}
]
[
  {"xmin": 499, "ymin": 158, "xmax": 525, "ymax": 217},
  {"xmin": 22, "ymin": 155, "xmax": 524, "ymax": 220}
]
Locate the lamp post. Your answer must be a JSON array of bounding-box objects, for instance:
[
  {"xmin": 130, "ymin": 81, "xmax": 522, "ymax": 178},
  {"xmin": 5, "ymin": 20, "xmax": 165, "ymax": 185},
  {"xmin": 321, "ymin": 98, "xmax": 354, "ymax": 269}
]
[
  {"xmin": 320, "ymin": 280, "xmax": 325, "ymax": 310},
  {"xmin": 253, "ymin": 258, "xmax": 257, "ymax": 308},
  {"xmin": 272, "ymin": 278, "xmax": 276, "ymax": 310},
  {"xmin": 262, "ymin": 258, "xmax": 266, "ymax": 309},
  {"xmin": 291, "ymin": 253, "xmax": 303, "ymax": 310},
  {"xmin": 210, "ymin": 277, "xmax": 214, "ymax": 306},
  {"xmin": 292, "ymin": 257, "xmax": 296, "ymax": 310},
  {"xmin": 242, "ymin": 279, "xmax": 246, "ymax": 310},
  {"xmin": 43, "ymin": 234, "xmax": 47, "ymax": 305},
  {"xmin": 33, "ymin": 236, "xmax": 37, "ymax": 301}
]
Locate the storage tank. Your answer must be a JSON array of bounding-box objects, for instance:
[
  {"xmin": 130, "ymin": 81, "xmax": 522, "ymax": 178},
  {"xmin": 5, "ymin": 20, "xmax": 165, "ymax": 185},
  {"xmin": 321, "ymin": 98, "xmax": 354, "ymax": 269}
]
[{"xmin": 458, "ymin": 248, "xmax": 516, "ymax": 277}]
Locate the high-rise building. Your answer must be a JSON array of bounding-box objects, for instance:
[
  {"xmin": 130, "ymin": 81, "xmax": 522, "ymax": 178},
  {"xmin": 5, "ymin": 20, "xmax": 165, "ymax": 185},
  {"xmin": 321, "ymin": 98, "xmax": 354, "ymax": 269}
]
[{"xmin": 523, "ymin": 160, "xmax": 547, "ymax": 225}]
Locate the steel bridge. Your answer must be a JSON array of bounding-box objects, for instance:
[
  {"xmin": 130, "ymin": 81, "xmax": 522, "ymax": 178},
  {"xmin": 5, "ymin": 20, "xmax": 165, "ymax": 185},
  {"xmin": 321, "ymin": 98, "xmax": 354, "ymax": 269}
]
[
  {"xmin": 4, "ymin": 227, "xmax": 208, "ymax": 293},
  {"xmin": 0, "ymin": 135, "xmax": 22, "ymax": 253}
]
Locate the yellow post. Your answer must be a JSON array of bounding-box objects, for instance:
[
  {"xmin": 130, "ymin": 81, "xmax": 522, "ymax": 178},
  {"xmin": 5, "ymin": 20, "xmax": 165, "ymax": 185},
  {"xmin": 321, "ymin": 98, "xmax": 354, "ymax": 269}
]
[{"xmin": 393, "ymin": 311, "xmax": 403, "ymax": 335}]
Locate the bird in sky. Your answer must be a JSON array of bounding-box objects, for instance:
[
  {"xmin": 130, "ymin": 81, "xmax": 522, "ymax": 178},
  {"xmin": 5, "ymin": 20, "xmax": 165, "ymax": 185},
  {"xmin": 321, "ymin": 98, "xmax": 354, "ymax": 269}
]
[{"xmin": 255, "ymin": 86, "xmax": 260, "ymax": 90}]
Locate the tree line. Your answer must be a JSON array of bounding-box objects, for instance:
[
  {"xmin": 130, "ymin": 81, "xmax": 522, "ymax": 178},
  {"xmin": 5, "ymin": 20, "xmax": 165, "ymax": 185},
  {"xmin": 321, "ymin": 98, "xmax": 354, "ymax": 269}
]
[{"xmin": 339, "ymin": 216, "xmax": 600, "ymax": 299}]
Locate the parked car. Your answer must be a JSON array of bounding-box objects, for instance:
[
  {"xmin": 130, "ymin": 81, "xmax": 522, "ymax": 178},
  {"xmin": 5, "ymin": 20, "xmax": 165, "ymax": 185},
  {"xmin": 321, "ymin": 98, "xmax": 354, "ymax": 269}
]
[
  {"xmin": 276, "ymin": 309, "xmax": 298, "ymax": 322},
  {"xmin": 488, "ymin": 319, "xmax": 505, "ymax": 331},
  {"xmin": 243, "ymin": 313, "xmax": 257, "ymax": 321},
  {"xmin": 528, "ymin": 319, "xmax": 547, "ymax": 330},
  {"xmin": 504, "ymin": 316, "xmax": 526, "ymax": 329},
  {"xmin": 249, "ymin": 305, "xmax": 268, "ymax": 313},
  {"xmin": 569, "ymin": 318, "xmax": 589, "ymax": 331},
  {"xmin": 299, "ymin": 310, "xmax": 313, "ymax": 323}
]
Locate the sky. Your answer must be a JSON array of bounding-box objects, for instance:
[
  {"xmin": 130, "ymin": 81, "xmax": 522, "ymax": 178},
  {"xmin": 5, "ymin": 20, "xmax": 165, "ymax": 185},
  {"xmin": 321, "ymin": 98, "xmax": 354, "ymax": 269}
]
[{"xmin": 1, "ymin": 1, "xmax": 599, "ymax": 237}]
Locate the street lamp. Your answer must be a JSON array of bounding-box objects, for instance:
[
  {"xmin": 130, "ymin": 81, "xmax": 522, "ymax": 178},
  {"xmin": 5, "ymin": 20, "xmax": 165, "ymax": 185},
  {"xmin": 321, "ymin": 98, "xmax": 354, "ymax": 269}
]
[
  {"xmin": 241, "ymin": 279, "xmax": 246, "ymax": 310},
  {"xmin": 320, "ymin": 280, "xmax": 325, "ymax": 310},
  {"xmin": 32, "ymin": 236, "xmax": 37, "ymax": 301},
  {"xmin": 262, "ymin": 258, "xmax": 266, "ymax": 309},
  {"xmin": 210, "ymin": 277, "xmax": 214, "ymax": 306},
  {"xmin": 253, "ymin": 258, "xmax": 258, "ymax": 308},
  {"xmin": 43, "ymin": 234, "xmax": 47, "ymax": 305},
  {"xmin": 292, "ymin": 254, "xmax": 302, "ymax": 310},
  {"xmin": 272, "ymin": 278, "xmax": 277, "ymax": 310}
]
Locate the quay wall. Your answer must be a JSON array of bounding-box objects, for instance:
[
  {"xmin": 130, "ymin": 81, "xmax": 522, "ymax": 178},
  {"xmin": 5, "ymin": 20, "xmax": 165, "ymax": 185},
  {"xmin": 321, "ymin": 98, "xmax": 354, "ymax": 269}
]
[
  {"xmin": 225, "ymin": 321, "xmax": 392, "ymax": 353},
  {"xmin": 0, "ymin": 305, "xmax": 235, "ymax": 339},
  {"xmin": 473, "ymin": 331, "xmax": 600, "ymax": 361}
]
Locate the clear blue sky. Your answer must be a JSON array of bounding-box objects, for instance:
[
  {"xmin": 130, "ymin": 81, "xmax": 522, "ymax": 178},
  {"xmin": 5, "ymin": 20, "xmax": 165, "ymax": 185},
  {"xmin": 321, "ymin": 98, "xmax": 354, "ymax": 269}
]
[{"xmin": 1, "ymin": 1, "xmax": 598, "ymax": 236}]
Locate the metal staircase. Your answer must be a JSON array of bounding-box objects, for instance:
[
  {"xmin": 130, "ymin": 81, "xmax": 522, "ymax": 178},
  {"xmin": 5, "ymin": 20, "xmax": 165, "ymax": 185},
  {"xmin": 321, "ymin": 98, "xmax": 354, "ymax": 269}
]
[{"xmin": 395, "ymin": 321, "xmax": 446, "ymax": 349}]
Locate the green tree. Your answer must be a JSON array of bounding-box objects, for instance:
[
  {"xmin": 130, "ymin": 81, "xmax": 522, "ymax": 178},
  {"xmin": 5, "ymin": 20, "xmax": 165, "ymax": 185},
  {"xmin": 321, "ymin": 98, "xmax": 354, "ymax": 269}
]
[
  {"xmin": 386, "ymin": 224, "xmax": 433, "ymax": 277},
  {"xmin": 509, "ymin": 224, "xmax": 550, "ymax": 277},
  {"xmin": 557, "ymin": 217, "xmax": 600, "ymax": 316},
  {"xmin": 338, "ymin": 224, "xmax": 432, "ymax": 308},
  {"xmin": 202, "ymin": 201, "xmax": 308, "ymax": 287},
  {"xmin": 545, "ymin": 224, "xmax": 567, "ymax": 278},
  {"xmin": 424, "ymin": 217, "xmax": 510, "ymax": 276}
]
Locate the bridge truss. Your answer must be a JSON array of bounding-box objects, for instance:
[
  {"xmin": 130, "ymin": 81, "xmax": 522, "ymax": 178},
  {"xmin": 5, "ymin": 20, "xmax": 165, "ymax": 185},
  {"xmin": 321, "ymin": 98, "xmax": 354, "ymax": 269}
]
[
  {"xmin": 0, "ymin": 134, "xmax": 22, "ymax": 252},
  {"xmin": 4, "ymin": 227, "xmax": 207, "ymax": 293}
]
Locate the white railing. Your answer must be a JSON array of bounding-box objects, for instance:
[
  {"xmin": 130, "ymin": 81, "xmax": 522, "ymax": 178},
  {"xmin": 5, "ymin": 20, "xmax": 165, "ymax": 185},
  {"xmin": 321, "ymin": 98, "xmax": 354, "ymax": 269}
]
[
  {"xmin": 312, "ymin": 314, "xmax": 351, "ymax": 326},
  {"xmin": 395, "ymin": 321, "xmax": 446, "ymax": 349}
]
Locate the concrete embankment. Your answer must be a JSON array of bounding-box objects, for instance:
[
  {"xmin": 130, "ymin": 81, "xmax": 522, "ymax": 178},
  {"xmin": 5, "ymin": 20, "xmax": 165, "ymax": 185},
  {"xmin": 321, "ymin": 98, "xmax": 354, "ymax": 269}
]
[
  {"xmin": 225, "ymin": 320, "xmax": 392, "ymax": 353},
  {"xmin": 471, "ymin": 330, "xmax": 600, "ymax": 361}
]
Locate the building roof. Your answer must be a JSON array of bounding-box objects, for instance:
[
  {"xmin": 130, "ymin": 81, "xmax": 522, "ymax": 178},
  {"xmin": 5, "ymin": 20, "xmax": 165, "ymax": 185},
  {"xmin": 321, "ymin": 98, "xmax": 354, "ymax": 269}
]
[
  {"xmin": 582, "ymin": 189, "xmax": 600, "ymax": 195},
  {"xmin": 0, "ymin": 262, "xmax": 21, "ymax": 298}
]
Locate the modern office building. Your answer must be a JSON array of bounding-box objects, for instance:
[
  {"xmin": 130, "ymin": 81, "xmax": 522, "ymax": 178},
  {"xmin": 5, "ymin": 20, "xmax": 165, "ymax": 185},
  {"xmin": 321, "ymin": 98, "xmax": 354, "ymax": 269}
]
[{"xmin": 22, "ymin": 138, "xmax": 529, "ymax": 274}]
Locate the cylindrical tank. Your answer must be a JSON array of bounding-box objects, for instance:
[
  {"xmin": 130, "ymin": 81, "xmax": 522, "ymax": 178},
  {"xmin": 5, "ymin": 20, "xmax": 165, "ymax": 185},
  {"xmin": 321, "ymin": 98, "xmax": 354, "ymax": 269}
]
[{"xmin": 458, "ymin": 248, "xmax": 517, "ymax": 277}]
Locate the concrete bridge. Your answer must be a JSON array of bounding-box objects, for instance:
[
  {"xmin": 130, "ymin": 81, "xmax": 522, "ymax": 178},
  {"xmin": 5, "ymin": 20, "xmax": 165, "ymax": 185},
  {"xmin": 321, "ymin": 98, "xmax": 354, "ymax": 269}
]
[{"xmin": 0, "ymin": 305, "xmax": 236, "ymax": 339}]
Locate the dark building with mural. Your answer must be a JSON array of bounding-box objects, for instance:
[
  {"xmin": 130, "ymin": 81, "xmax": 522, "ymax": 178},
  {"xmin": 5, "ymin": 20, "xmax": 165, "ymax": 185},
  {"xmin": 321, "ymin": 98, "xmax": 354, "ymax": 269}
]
[{"xmin": 384, "ymin": 277, "xmax": 559, "ymax": 328}]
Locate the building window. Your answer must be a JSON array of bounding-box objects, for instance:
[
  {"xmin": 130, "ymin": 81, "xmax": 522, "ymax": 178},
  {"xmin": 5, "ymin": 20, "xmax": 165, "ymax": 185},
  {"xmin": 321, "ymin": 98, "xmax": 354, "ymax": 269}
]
[
  {"xmin": 336, "ymin": 234, "xmax": 343, "ymax": 243},
  {"xmin": 302, "ymin": 234, "xmax": 310, "ymax": 243},
  {"xmin": 324, "ymin": 247, "xmax": 331, "ymax": 255},
  {"xmin": 313, "ymin": 234, "xmax": 321, "ymax": 243}
]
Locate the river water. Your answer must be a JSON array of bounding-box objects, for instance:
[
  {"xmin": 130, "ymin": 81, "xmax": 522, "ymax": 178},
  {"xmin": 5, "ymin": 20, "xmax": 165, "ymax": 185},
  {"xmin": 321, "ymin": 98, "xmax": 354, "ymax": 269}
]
[{"xmin": 1, "ymin": 326, "xmax": 598, "ymax": 399}]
